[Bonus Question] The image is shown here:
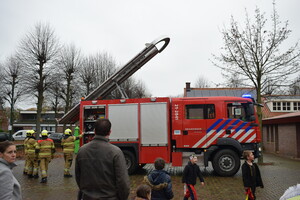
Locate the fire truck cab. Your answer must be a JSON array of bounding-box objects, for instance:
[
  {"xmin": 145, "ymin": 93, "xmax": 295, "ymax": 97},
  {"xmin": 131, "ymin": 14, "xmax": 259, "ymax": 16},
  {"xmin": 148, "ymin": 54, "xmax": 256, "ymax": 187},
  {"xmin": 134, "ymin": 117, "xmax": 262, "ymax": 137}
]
[{"xmin": 79, "ymin": 95, "xmax": 261, "ymax": 176}]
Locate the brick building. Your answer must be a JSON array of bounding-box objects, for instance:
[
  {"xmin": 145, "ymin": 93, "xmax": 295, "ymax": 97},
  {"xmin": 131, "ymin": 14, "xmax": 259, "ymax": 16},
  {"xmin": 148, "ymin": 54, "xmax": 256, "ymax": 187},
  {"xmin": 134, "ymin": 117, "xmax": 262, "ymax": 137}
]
[
  {"xmin": 261, "ymin": 95, "xmax": 300, "ymax": 119},
  {"xmin": 263, "ymin": 112, "xmax": 300, "ymax": 158}
]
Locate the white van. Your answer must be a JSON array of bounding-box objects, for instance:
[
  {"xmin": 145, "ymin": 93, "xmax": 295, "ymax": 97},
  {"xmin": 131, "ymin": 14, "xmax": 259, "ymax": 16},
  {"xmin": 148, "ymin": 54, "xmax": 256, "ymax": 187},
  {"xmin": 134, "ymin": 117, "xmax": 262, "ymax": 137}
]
[
  {"xmin": 13, "ymin": 130, "xmax": 53, "ymax": 140},
  {"xmin": 12, "ymin": 130, "xmax": 30, "ymax": 140}
]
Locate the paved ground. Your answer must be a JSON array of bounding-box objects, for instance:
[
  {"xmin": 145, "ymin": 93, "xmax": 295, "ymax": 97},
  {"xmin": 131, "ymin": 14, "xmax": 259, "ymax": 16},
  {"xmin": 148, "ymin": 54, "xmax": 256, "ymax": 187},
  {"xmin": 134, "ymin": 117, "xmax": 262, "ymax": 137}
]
[{"xmin": 13, "ymin": 151, "xmax": 300, "ymax": 200}]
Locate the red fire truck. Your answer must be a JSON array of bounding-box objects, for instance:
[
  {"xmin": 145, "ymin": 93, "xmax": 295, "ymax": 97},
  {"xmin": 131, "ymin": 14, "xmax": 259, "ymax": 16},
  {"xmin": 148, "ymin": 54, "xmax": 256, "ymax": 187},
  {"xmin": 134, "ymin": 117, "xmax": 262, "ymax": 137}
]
[
  {"xmin": 79, "ymin": 96, "xmax": 261, "ymax": 176},
  {"xmin": 60, "ymin": 36, "xmax": 261, "ymax": 176}
]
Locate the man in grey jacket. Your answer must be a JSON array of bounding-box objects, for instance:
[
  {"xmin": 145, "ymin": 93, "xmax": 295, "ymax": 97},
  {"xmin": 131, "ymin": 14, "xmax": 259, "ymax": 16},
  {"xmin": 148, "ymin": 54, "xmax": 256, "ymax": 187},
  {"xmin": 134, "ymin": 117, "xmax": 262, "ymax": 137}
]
[{"xmin": 75, "ymin": 119, "xmax": 130, "ymax": 200}]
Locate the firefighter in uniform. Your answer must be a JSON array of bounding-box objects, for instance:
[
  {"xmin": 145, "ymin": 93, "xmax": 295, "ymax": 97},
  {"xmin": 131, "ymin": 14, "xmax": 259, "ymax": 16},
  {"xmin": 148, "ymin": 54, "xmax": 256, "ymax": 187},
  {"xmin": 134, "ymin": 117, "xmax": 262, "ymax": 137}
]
[
  {"xmin": 26, "ymin": 130, "xmax": 39, "ymax": 178},
  {"xmin": 35, "ymin": 130, "xmax": 55, "ymax": 183},
  {"xmin": 23, "ymin": 130, "xmax": 31, "ymax": 175},
  {"xmin": 61, "ymin": 128, "xmax": 82, "ymax": 177}
]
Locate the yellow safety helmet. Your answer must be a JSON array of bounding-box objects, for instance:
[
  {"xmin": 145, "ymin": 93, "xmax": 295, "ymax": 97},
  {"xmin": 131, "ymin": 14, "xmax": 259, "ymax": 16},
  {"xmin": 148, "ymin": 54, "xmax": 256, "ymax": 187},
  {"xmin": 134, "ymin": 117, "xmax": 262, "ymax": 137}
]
[
  {"xmin": 26, "ymin": 130, "xmax": 32, "ymax": 137},
  {"xmin": 64, "ymin": 128, "xmax": 72, "ymax": 135},
  {"xmin": 41, "ymin": 130, "xmax": 48, "ymax": 136},
  {"xmin": 31, "ymin": 130, "xmax": 36, "ymax": 136}
]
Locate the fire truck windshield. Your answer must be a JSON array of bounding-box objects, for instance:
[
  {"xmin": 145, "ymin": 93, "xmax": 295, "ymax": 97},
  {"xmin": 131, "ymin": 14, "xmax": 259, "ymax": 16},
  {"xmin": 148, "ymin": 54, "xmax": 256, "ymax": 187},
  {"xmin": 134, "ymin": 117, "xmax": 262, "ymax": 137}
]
[{"xmin": 227, "ymin": 102, "xmax": 255, "ymax": 122}]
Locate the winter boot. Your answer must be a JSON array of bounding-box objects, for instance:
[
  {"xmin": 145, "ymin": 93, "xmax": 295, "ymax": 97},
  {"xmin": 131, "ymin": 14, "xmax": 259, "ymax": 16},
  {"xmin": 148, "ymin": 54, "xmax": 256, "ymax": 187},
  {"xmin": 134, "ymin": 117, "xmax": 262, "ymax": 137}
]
[
  {"xmin": 64, "ymin": 174, "xmax": 73, "ymax": 178},
  {"xmin": 33, "ymin": 174, "xmax": 39, "ymax": 179},
  {"xmin": 40, "ymin": 177, "xmax": 47, "ymax": 183}
]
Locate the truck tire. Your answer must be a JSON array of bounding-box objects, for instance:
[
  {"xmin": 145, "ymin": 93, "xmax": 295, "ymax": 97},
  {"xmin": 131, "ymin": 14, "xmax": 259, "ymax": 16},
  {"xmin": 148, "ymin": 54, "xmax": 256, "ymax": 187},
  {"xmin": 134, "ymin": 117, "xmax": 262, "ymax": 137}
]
[
  {"xmin": 212, "ymin": 149, "xmax": 240, "ymax": 177},
  {"xmin": 122, "ymin": 150, "xmax": 138, "ymax": 175}
]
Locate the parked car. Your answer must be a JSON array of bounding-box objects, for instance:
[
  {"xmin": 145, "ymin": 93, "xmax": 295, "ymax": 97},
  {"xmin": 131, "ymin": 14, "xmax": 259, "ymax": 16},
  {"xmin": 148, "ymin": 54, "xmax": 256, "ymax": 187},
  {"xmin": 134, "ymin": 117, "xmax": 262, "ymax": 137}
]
[
  {"xmin": 0, "ymin": 132, "xmax": 10, "ymax": 142},
  {"xmin": 12, "ymin": 130, "xmax": 30, "ymax": 141},
  {"xmin": 49, "ymin": 132, "xmax": 63, "ymax": 143}
]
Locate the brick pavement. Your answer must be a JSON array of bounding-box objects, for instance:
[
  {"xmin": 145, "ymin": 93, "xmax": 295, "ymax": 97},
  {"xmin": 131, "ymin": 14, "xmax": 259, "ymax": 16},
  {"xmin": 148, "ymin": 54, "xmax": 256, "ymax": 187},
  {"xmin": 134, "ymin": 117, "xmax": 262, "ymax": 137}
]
[{"xmin": 13, "ymin": 152, "xmax": 300, "ymax": 200}]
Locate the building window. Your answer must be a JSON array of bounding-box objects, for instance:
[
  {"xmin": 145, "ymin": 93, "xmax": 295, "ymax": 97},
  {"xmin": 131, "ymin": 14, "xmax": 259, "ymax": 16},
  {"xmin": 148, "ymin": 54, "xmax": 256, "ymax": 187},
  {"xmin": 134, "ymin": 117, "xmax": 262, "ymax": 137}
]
[
  {"xmin": 272, "ymin": 101, "xmax": 299, "ymax": 111},
  {"xmin": 282, "ymin": 102, "xmax": 291, "ymax": 111},
  {"xmin": 294, "ymin": 102, "xmax": 300, "ymax": 111},
  {"xmin": 287, "ymin": 102, "xmax": 291, "ymax": 110},
  {"xmin": 272, "ymin": 102, "xmax": 281, "ymax": 111}
]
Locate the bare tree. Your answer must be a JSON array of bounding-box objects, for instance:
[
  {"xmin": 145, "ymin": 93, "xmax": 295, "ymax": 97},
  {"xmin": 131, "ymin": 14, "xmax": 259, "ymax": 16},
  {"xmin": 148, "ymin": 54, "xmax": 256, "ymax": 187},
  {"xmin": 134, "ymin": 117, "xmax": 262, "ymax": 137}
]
[
  {"xmin": 194, "ymin": 75, "xmax": 211, "ymax": 88},
  {"xmin": 79, "ymin": 56, "xmax": 96, "ymax": 96},
  {"xmin": 45, "ymin": 72, "xmax": 64, "ymax": 131},
  {"xmin": 58, "ymin": 44, "xmax": 82, "ymax": 113},
  {"xmin": 131, "ymin": 79, "xmax": 151, "ymax": 98},
  {"xmin": 213, "ymin": 4, "xmax": 300, "ymax": 103},
  {"xmin": 93, "ymin": 52, "xmax": 116, "ymax": 88},
  {"xmin": 212, "ymin": 4, "xmax": 300, "ymax": 162},
  {"xmin": 46, "ymin": 73, "xmax": 64, "ymax": 111},
  {"xmin": 289, "ymin": 74, "xmax": 300, "ymax": 95},
  {"xmin": 220, "ymin": 73, "xmax": 246, "ymax": 88},
  {"xmin": 1, "ymin": 55, "xmax": 24, "ymax": 137},
  {"xmin": 17, "ymin": 23, "xmax": 60, "ymax": 134},
  {"xmin": 78, "ymin": 52, "xmax": 116, "ymax": 98},
  {"xmin": 0, "ymin": 64, "xmax": 5, "ymax": 109}
]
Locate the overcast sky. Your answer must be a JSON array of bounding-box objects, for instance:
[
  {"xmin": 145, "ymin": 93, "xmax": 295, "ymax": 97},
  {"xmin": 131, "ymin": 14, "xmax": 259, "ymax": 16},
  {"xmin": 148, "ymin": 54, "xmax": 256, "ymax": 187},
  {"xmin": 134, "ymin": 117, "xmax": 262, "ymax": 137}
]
[{"xmin": 1, "ymin": 0, "xmax": 299, "ymax": 101}]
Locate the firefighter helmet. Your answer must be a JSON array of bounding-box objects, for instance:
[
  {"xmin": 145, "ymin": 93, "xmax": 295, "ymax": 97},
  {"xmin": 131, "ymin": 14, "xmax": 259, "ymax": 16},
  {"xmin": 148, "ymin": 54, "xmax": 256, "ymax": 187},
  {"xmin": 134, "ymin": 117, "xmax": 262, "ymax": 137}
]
[
  {"xmin": 64, "ymin": 128, "xmax": 72, "ymax": 135},
  {"xmin": 26, "ymin": 130, "xmax": 32, "ymax": 137},
  {"xmin": 31, "ymin": 130, "xmax": 36, "ymax": 136},
  {"xmin": 41, "ymin": 130, "xmax": 48, "ymax": 136}
]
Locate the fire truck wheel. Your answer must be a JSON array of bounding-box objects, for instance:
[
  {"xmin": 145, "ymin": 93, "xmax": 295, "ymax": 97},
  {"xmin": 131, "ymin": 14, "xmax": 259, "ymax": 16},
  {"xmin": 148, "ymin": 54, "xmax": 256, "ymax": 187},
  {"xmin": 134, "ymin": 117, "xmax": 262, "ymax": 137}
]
[
  {"xmin": 122, "ymin": 150, "xmax": 138, "ymax": 175},
  {"xmin": 212, "ymin": 149, "xmax": 240, "ymax": 177}
]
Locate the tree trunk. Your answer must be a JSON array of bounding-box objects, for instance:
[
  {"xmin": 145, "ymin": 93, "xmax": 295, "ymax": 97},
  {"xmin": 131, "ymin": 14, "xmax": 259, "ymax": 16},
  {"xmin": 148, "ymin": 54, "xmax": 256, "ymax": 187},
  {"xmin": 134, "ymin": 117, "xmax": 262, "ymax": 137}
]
[
  {"xmin": 9, "ymin": 76, "xmax": 16, "ymax": 140},
  {"xmin": 36, "ymin": 92, "xmax": 43, "ymax": 137},
  {"xmin": 256, "ymin": 84, "xmax": 264, "ymax": 163},
  {"xmin": 36, "ymin": 63, "xmax": 44, "ymax": 137},
  {"xmin": 54, "ymin": 96, "xmax": 59, "ymax": 132}
]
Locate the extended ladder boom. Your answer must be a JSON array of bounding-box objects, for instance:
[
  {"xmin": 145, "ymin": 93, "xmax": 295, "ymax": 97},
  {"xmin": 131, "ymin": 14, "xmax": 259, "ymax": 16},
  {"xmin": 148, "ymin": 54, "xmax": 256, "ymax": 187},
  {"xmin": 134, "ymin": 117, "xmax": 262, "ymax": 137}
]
[{"xmin": 59, "ymin": 36, "xmax": 170, "ymax": 124}]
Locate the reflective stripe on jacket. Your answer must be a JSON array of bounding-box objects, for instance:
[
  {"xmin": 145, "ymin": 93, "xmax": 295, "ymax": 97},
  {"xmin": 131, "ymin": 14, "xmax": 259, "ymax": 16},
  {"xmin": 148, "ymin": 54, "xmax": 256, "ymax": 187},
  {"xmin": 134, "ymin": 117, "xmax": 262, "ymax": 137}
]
[
  {"xmin": 62, "ymin": 136, "xmax": 81, "ymax": 153},
  {"xmin": 26, "ymin": 138, "xmax": 38, "ymax": 155},
  {"xmin": 23, "ymin": 137, "xmax": 30, "ymax": 154},
  {"xmin": 36, "ymin": 138, "xmax": 55, "ymax": 158},
  {"xmin": 61, "ymin": 136, "xmax": 76, "ymax": 153}
]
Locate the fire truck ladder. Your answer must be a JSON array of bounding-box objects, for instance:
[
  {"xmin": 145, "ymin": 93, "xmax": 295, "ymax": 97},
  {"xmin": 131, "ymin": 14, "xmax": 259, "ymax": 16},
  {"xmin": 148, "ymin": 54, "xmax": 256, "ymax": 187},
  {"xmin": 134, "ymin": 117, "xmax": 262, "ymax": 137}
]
[{"xmin": 59, "ymin": 36, "xmax": 170, "ymax": 124}]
